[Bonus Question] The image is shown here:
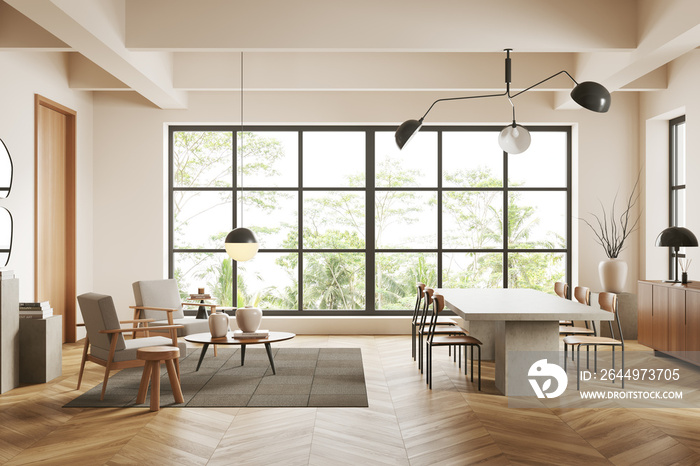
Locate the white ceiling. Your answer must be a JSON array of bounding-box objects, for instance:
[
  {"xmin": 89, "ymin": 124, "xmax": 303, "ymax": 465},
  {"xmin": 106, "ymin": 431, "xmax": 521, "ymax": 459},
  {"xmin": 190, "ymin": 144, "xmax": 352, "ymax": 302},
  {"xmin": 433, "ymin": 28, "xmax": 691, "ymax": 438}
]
[{"xmin": 2, "ymin": 0, "xmax": 700, "ymax": 110}]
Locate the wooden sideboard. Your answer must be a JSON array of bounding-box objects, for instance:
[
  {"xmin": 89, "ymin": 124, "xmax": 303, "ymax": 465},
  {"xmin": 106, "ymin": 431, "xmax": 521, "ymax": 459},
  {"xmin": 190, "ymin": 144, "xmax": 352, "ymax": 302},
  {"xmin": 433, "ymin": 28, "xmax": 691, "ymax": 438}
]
[{"xmin": 638, "ymin": 280, "xmax": 700, "ymax": 365}]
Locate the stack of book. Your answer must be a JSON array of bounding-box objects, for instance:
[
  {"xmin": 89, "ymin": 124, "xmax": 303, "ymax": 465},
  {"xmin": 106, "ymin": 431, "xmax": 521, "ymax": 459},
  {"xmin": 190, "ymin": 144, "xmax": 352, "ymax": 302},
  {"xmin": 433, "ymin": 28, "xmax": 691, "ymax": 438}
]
[
  {"xmin": 0, "ymin": 268, "xmax": 15, "ymax": 280},
  {"xmin": 19, "ymin": 301, "xmax": 53, "ymax": 319},
  {"xmin": 232, "ymin": 329, "xmax": 269, "ymax": 339},
  {"xmin": 188, "ymin": 293, "xmax": 212, "ymax": 300}
]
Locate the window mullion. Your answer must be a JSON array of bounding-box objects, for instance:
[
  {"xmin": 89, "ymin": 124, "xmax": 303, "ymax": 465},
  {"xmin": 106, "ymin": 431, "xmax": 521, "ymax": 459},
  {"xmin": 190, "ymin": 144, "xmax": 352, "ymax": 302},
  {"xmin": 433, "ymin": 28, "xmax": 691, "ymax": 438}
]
[{"xmin": 367, "ymin": 130, "xmax": 375, "ymax": 312}]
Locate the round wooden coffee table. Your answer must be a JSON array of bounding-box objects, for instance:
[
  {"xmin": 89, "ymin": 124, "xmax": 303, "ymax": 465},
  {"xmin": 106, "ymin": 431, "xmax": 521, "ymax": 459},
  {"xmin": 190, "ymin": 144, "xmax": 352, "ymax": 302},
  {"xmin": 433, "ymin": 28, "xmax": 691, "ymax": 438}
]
[{"xmin": 184, "ymin": 332, "xmax": 295, "ymax": 373}]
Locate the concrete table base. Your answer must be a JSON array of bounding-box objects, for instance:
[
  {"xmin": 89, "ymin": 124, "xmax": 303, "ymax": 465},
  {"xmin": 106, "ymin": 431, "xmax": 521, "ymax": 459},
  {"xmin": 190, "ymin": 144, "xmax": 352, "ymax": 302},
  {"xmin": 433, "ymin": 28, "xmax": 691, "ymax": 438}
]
[
  {"xmin": 459, "ymin": 320, "xmax": 496, "ymax": 360},
  {"xmin": 494, "ymin": 320, "xmax": 559, "ymax": 395}
]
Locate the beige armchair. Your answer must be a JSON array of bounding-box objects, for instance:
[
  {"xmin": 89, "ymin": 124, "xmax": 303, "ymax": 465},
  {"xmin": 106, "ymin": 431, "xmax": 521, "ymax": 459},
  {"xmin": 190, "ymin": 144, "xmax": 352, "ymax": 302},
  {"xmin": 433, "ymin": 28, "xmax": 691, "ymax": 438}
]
[
  {"xmin": 131, "ymin": 279, "xmax": 215, "ymax": 337},
  {"xmin": 77, "ymin": 292, "xmax": 185, "ymax": 400}
]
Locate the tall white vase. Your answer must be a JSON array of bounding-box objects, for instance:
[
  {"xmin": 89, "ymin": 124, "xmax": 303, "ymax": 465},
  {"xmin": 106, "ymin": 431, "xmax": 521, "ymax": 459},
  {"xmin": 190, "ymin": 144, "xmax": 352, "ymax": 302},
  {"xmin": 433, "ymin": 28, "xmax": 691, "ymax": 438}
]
[{"xmin": 598, "ymin": 258, "xmax": 628, "ymax": 293}]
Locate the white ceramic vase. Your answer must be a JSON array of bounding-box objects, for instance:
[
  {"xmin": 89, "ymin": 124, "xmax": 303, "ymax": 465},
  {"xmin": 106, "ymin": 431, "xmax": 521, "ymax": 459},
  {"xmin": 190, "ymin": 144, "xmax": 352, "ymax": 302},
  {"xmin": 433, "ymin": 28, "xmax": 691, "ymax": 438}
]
[
  {"xmin": 598, "ymin": 258, "xmax": 628, "ymax": 293},
  {"xmin": 208, "ymin": 311, "xmax": 230, "ymax": 338},
  {"xmin": 236, "ymin": 306, "xmax": 262, "ymax": 332}
]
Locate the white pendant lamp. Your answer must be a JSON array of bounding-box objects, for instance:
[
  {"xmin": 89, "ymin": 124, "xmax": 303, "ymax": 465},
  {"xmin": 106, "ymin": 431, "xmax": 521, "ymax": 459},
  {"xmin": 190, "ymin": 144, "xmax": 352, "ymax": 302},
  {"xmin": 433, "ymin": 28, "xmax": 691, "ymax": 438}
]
[
  {"xmin": 498, "ymin": 124, "xmax": 531, "ymax": 154},
  {"xmin": 498, "ymin": 100, "xmax": 531, "ymax": 154},
  {"xmin": 225, "ymin": 227, "xmax": 259, "ymax": 262},
  {"xmin": 225, "ymin": 52, "xmax": 259, "ymax": 262}
]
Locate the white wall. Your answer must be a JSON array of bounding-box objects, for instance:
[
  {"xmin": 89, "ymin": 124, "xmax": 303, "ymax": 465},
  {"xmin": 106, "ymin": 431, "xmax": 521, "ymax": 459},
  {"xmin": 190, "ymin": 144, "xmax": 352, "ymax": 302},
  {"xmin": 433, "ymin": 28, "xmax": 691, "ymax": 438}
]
[
  {"xmin": 0, "ymin": 51, "xmax": 93, "ymax": 306},
  {"xmin": 92, "ymin": 88, "xmax": 640, "ymax": 324},
  {"xmin": 640, "ymin": 49, "xmax": 700, "ymax": 280}
]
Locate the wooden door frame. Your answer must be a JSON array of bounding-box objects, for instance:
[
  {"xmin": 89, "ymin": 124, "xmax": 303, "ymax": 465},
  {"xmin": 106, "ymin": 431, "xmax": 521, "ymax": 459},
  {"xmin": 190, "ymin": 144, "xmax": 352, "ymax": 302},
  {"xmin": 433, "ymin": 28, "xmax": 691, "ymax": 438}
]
[{"xmin": 35, "ymin": 94, "xmax": 77, "ymax": 343}]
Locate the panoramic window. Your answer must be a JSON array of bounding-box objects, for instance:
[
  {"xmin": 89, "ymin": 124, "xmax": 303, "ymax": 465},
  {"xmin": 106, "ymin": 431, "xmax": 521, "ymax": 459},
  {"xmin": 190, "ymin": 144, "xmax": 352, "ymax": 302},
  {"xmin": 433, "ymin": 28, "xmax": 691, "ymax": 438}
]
[
  {"xmin": 669, "ymin": 115, "xmax": 686, "ymax": 280},
  {"xmin": 170, "ymin": 126, "xmax": 571, "ymax": 314}
]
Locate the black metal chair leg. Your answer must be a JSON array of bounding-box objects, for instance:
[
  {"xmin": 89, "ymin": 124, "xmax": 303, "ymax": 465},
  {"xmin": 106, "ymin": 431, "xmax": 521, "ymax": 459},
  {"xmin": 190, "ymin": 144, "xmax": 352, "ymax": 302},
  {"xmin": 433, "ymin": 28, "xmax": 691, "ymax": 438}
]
[
  {"xmin": 621, "ymin": 348, "xmax": 625, "ymax": 389},
  {"xmin": 477, "ymin": 345, "xmax": 481, "ymax": 391},
  {"xmin": 470, "ymin": 345, "xmax": 474, "ymax": 382},
  {"xmin": 594, "ymin": 346, "xmax": 597, "ymax": 373},
  {"xmin": 465, "ymin": 346, "xmax": 468, "ymax": 376},
  {"xmin": 587, "ymin": 346, "xmax": 590, "ymax": 369},
  {"xmin": 428, "ymin": 346, "xmax": 432, "ymax": 389},
  {"xmin": 426, "ymin": 343, "xmax": 430, "ymax": 385},
  {"xmin": 612, "ymin": 346, "xmax": 615, "ymax": 384},
  {"xmin": 419, "ymin": 333, "xmax": 424, "ymax": 373},
  {"xmin": 577, "ymin": 345, "xmax": 581, "ymax": 390},
  {"xmin": 411, "ymin": 324, "xmax": 416, "ymax": 360},
  {"xmin": 241, "ymin": 344, "xmax": 246, "ymax": 366}
]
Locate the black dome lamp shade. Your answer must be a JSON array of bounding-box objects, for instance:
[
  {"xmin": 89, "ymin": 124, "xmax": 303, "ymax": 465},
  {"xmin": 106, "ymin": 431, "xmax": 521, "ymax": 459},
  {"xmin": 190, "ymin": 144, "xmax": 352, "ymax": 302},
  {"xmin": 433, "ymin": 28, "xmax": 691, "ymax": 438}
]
[
  {"xmin": 225, "ymin": 227, "xmax": 259, "ymax": 262},
  {"xmin": 395, "ymin": 118, "xmax": 423, "ymax": 149},
  {"xmin": 656, "ymin": 226, "xmax": 699, "ymax": 248},
  {"xmin": 656, "ymin": 226, "xmax": 698, "ymax": 283},
  {"xmin": 570, "ymin": 81, "xmax": 612, "ymax": 113}
]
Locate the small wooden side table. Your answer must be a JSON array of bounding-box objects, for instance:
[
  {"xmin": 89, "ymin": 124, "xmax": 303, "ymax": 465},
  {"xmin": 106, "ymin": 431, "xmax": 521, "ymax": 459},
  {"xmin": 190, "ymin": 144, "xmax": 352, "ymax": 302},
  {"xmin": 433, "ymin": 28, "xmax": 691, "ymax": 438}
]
[
  {"xmin": 188, "ymin": 293, "xmax": 214, "ymax": 319},
  {"xmin": 136, "ymin": 346, "xmax": 184, "ymax": 411}
]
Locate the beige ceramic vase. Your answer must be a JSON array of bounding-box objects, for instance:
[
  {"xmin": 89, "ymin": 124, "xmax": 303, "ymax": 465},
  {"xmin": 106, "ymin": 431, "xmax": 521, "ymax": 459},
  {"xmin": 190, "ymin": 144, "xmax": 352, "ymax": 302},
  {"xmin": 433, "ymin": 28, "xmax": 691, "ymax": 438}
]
[
  {"xmin": 598, "ymin": 258, "xmax": 628, "ymax": 293},
  {"xmin": 236, "ymin": 306, "xmax": 262, "ymax": 332},
  {"xmin": 208, "ymin": 311, "xmax": 230, "ymax": 338}
]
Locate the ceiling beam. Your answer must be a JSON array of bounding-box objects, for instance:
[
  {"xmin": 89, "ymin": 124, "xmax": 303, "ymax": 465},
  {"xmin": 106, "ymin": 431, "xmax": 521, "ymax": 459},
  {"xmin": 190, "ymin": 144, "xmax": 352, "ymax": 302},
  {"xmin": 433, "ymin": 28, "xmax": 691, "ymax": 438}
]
[
  {"xmin": 555, "ymin": 0, "xmax": 700, "ymax": 109},
  {"xmin": 172, "ymin": 52, "xmax": 664, "ymax": 93},
  {"xmin": 5, "ymin": 0, "xmax": 186, "ymax": 109},
  {"xmin": 125, "ymin": 0, "xmax": 637, "ymax": 52},
  {"xmin": 0, "ymin": 1, "xmax": 68, "ymax": 50}
]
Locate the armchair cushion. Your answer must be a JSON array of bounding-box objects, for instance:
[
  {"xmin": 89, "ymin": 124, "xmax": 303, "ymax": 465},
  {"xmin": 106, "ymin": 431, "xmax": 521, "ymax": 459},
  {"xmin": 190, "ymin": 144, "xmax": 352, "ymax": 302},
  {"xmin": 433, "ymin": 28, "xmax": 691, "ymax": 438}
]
[
  {"xmin": 77, "ymin": 293, "xmax": 126, "ymax": 352},
  {"xmin": 148, "ymin": 317, "xmax": 209, "ymax": 336},
  {"xmin": 133, "ymin": 279, "xmax": 185, "ymax": 320},
  {"xmin": 90, "ymin": 336, "xmax": 187, "ymax": 362},
  {"xmin": 132, "ymin": 279, "xmax": 211, "ymax": 336}
]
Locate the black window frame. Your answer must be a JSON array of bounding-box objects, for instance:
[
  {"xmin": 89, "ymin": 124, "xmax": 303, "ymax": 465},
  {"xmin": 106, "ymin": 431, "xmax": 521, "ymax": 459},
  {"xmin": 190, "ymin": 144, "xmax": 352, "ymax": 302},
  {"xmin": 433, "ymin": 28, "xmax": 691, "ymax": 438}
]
[
  {"xmin": 169, "ymin": 125, "xmax": 572, "ymax": 316},
  {"xmin": 668, "ymin": 115, "xmax": 686, "ymax": 281}
]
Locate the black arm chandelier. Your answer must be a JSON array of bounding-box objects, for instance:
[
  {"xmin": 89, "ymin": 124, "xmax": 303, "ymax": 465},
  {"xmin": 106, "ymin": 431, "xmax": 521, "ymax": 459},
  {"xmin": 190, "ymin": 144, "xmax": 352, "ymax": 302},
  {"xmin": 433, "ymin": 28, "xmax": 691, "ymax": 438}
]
[{"xmin": 395, "ymin": 49, "xmax": 611, "ymax": 154}]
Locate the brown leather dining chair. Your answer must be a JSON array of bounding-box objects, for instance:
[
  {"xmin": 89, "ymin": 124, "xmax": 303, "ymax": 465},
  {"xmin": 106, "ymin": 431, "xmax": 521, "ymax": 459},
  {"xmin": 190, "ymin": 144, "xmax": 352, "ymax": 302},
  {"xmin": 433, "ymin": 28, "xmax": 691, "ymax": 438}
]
[
  {"xmin": 425, "ymin": 293, "xmax": 482, "ymax": 390},
  {"xmin": 411, "ymin": 283, "xmax": 459, "ymax": 360},
  {"xmin": 417, "ymin": 287, "xmax": 467, "ymax": 374},
  {"xmin": 554, "ymin": 281, "xmax": 573, "ymax": 327},
  {"xmin": 560, "ymin": 286, "xmax": 597, "ymax": 357},
  {"xmin": 563, "ymin": 292, "xmax": 624, "ymax": 389}
]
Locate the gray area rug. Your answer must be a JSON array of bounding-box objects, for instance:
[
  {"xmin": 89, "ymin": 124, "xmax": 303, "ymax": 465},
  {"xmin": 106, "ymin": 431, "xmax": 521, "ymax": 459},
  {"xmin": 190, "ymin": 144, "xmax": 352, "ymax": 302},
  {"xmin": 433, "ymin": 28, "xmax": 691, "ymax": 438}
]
[{"xmin": 64, "ymin": 348, "xmax": 368, "ymax": 408}]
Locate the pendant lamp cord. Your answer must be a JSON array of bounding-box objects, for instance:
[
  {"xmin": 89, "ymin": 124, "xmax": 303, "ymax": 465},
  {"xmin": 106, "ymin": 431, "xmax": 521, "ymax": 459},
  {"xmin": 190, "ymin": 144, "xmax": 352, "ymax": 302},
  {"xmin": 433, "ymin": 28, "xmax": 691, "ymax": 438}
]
[
  {"xmin": 240, "ymin": 51, "xmax": 244, "ymax": 227},
  {"xmin": 507, "ymin": 97, "xmax": 517, "ymax": 127}
]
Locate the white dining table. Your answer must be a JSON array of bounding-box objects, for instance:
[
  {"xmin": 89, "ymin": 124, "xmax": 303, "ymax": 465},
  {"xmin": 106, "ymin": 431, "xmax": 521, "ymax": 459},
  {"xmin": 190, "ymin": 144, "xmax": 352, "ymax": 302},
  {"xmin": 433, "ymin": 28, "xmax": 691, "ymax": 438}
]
[{"xmin": 437, "ymin": 288, "xmax": 614, "ymax": 395}]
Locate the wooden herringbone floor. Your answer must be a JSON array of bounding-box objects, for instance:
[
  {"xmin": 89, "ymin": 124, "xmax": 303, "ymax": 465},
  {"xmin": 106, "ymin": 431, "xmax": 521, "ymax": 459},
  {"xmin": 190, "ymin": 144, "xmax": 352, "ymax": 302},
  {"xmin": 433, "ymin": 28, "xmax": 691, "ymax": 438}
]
[{"xmin": 2, "ymin": 335, "xmax": 700, "ymax": 465}]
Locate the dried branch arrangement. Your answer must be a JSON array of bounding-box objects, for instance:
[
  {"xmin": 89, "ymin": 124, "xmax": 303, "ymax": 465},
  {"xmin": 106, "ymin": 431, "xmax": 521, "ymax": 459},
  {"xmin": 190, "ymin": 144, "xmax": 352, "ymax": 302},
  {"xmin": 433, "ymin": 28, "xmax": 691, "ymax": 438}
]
[
  {"xmin": 580, "ymin": 173, "xmax": 641, "ymax": 259},
  {"xmin": 680, "ymin": 258, "xmax": 692, "ymax": 274}
]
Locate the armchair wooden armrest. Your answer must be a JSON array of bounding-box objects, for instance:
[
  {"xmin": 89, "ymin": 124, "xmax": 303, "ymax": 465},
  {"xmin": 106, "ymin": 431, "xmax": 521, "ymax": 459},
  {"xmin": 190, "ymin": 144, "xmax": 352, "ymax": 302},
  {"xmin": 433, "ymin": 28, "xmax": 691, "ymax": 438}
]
[
  {"xmin": 130, "ymin": 305, "xmax": 179, "ymax": 326},
  {"xmin": 99, "ymin": 324, "xmax": 183, "ymax": 334},
  {"xmin": 120, "ymin": 319, "xmax": 155, "ymax": 325},
  {"xmin": 129, "ymin": 305, "xmax": 179, "ymax": 313},
  {"xmin": 100, "ymin": 325, "xmax": 184, "ymax": 353}
]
